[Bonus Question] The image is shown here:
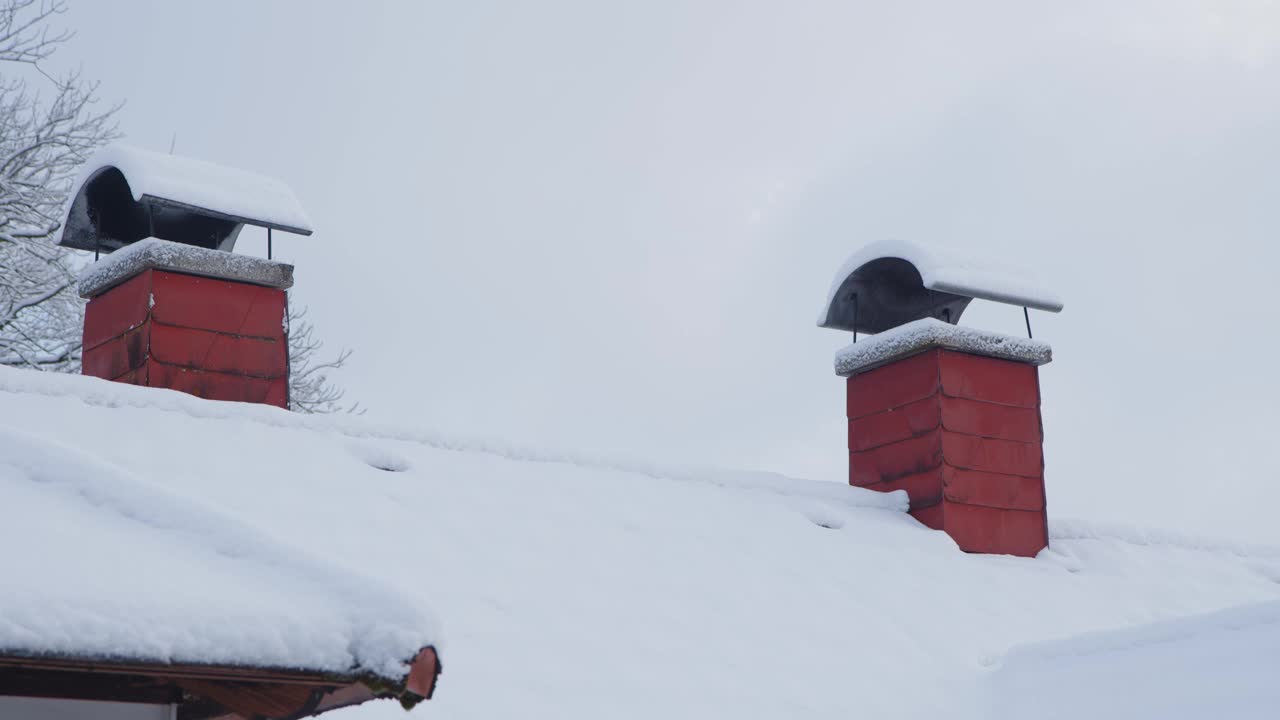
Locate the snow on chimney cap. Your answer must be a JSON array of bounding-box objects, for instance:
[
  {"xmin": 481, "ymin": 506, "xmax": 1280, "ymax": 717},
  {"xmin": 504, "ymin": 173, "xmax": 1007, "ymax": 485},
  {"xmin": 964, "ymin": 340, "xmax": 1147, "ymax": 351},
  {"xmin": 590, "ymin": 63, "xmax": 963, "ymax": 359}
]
[
  {"xmin": 817, "ymin": 239, "xmax": 1064, "ymax": 335},
  {"xmin": 57, "ymin": 144, "xmax": 313, "ymax": 254},
  {"xmin": 77, "ymin": 238, "xmax": 295, "ymax": 299}
]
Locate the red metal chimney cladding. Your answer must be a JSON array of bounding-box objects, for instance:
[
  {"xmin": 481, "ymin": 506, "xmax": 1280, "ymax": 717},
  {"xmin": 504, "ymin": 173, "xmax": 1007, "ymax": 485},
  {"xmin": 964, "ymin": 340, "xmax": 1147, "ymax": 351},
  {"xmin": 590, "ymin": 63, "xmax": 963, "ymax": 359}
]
[
  {"xmin": 846, "ymin": 348, "xmax": 1047, "ymax": 557},
  {"xmin": 83, "ymin": 270, "xmax": 287, "ymax": 407},
  {"xmin": 78, "ymin": 240, "xmax": 295, "ymax": 408}
]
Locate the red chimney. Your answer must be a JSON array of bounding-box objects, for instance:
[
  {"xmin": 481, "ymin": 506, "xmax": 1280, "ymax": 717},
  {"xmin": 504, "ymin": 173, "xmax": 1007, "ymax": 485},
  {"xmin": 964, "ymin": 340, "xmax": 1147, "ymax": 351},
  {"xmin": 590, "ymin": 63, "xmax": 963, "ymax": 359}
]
[
  {"xmin": 79, "ymin": 242, "xmax": 293, "ymax": 407},
  {"xmin": 818, "ymin": 241, "xmax": 1063, "ymax": 557},
  {"xmin": 58, "ymin": 145, "xmax": 313, "ymax": 408}
]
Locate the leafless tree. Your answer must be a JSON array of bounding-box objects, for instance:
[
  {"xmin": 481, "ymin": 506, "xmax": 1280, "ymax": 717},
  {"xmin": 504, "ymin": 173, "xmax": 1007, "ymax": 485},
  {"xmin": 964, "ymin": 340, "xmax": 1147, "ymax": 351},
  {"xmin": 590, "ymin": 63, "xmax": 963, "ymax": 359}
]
[
  {"xmin": 0, "ymin": 0, "xmax": 118, "ymax": 370},
  {"xmin": 287, "ymin": 302, "xmax": 361, "ymax": 414}
]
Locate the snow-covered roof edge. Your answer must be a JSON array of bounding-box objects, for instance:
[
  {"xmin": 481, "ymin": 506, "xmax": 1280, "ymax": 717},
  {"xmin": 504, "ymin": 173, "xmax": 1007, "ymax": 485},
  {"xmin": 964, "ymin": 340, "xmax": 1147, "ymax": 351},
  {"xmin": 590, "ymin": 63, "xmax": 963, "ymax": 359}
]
[
  {"xmin": 834, "ymin": 318, "xmax": 1052, "ymax": 376},
  {"xmin": 57, "ymin": 144, "xmax": 314, "ymax": 249},
  {"xmin": 0, "ymin": 424, "xmax": 441, "ymax": 682},
  {"xmin": 78, "ymin": 238, "xmax": 294, "ymax": 298},
  {"xmin": 818, "ymin": 239, "xmax": 1065, "ymax": 327}
]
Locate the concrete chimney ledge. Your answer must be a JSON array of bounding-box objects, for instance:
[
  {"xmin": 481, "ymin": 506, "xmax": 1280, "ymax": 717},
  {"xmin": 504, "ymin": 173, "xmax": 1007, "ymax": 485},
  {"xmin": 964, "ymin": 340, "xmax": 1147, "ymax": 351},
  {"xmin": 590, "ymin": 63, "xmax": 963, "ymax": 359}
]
[
  {"xmin": 78, "ymin": 238, "xmax": 294, "ymax": 299},
  {"xmin": 835, "ymin": 318, "xmax": 1051, "ymax": 377}
]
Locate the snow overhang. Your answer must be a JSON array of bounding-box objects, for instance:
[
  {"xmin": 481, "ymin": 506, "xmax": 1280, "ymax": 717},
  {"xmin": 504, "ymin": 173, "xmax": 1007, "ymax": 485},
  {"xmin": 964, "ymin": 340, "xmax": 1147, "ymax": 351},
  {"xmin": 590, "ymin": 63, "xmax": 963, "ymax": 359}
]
[
  {"xmin": 57, "ymin": 144, "xmax": 313, "ymax": 254},
  {"xmin": 817, "ymin": 239, "xmax": 1064, "ymax": 334},
  {"xmin": 0, "ymin": 425, "xmax": 441, "ymax": 719}
]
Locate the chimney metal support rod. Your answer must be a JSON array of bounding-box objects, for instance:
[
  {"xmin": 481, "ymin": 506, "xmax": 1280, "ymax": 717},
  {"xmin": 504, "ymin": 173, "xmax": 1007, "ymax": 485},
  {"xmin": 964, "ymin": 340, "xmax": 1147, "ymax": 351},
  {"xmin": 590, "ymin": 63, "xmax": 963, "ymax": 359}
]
[
  {"xmin": 1023, "ymin": 306, "xmax": 1033, "ymax": 339},
  {"xmin": 268, "ymin": 227, "xmax": 273, "ymax": 260},
  {"xmin": 852, "ymin": 293, "xmax": 858, "ymax": 344}
]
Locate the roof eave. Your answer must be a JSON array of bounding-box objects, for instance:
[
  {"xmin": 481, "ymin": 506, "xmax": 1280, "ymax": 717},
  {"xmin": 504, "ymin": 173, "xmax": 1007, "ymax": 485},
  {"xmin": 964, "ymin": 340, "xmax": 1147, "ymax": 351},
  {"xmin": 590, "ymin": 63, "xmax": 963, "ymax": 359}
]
[{"xmin": 0, "ymin": 647, "xmax": 440, "ymax": 720}]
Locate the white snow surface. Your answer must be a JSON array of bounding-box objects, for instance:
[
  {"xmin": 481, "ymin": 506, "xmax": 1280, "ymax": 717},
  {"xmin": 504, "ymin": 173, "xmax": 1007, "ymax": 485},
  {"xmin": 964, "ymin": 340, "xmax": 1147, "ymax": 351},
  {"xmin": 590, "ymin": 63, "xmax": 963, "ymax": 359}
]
[
  {"xmin": 833, "ymin": 318, "xmax": 1053, "ymax": 376},
  {"xmin": 820, "ymin": 239, "xmax": 1065, "ymax": 323},
  {"xmin": 989, "ymin": 599, "xmax": 1280, "ymax": 719},
  {"xmin": 2, "ymin": 367, "xmax": 1278, "ymax": 718},
  {"xmin": 58, "ymin": 144, "xmax": 313, "ymax": 239},
  {"xmin": 0, "ymin": 425, "xmax": 437, "ymax": 680}
]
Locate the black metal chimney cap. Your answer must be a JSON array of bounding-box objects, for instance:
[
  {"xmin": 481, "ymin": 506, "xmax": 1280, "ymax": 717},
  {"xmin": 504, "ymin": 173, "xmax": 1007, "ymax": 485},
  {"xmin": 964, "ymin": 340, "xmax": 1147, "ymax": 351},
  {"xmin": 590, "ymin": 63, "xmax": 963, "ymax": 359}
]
[
  {"xmin": 57, "ymin": 145, "xmax": 313, "ymax": 254},
  {"xmin": 818, "ymin": 240, "xmax": 1064, "ymax": 335}
]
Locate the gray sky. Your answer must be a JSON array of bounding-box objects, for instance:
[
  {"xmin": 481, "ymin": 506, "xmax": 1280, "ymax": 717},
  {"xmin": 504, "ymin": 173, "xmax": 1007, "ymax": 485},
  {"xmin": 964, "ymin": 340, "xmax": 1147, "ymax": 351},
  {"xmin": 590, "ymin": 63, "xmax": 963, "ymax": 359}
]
[{"xmin": 56, "ymin": 1, "xmax": 1280, "ymax": 543}]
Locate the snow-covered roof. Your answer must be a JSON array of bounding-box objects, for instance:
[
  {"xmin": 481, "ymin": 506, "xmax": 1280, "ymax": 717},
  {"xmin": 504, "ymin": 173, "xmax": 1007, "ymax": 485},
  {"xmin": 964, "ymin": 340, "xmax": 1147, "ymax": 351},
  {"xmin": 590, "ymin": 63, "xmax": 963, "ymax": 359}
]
[
  {"xmin": 818, "ymin": 239, "xmax": 1064, "ymax": 334},
  {"xmin": 0, "ymin": 393, "xmax": 438, "ymax": 684},
  {"xmin": 3, "ymin": 367, "xmax": 1279, "ymax": 719},
  {"xmin": 990, "ymin": 599, "xmax": 1280, "ymax": 719},
  {"xmin": 57, "ymin": 144, "xmax": 313, "ymax": 253}
]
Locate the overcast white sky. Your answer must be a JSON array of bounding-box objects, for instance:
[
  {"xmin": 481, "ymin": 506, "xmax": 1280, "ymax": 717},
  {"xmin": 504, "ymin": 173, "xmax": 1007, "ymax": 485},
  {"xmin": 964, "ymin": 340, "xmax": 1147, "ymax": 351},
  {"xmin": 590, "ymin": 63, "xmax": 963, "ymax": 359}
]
[{"xmin": 54, "ymin": 1, "xmax": 1280, "ymax": 543}]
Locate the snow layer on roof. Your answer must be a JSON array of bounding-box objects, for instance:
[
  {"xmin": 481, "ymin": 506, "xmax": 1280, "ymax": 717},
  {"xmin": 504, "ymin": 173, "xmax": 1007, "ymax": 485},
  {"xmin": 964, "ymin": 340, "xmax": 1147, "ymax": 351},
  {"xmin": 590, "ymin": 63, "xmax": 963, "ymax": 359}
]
[
  {"xmin": 834, "ymin": 318, "xmax": 1052, "ymax": 376},
  {"xmin": 988, "ymin": 599, "xmax": 1280, "ymax": 719},
  {"xmin": 2, "ymin": 368, "xmax": 1279, "ymax": 719},
  {"xmin": 819, "ymin": 239, "xmax": 1064, "ymax": 323},
  {"xmin": 78, "ymin": 238, "xmax": 295, "ymax": 298},
  {"xmin": 58, "ymin": 144, "xmax": 313, "ymax": 241},
  {"xmin": 0, "ymin": 394, "xmax": 438, "ymax": 680}
]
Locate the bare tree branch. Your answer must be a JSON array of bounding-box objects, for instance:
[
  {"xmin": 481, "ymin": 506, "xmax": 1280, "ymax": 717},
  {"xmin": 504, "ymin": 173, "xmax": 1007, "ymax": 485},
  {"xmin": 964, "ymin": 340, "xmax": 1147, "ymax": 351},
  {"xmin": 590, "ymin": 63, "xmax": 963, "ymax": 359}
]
[
  {"xmin": 0, "ymin": 1, "xmax": 71, "ymax": 67},
  {"xmin": 286, "ymin": 302, "xmax": 361, "ymax": 414},
  {"xmin": 0, "ymin": 0, "xmax": 118, "ymax": 373}
]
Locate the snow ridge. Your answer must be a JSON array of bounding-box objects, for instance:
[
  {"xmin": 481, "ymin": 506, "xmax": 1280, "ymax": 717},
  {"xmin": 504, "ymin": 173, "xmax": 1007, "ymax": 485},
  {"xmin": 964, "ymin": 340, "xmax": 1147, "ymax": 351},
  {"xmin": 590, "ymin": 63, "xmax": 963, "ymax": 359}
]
[
  {"xmin": 996, "ymin": 598, "xmax": 1280, "ymax": 666},
  {"xmin": 1050, "ymin": 518, "xmax": 1280, "ymax": 560},
  {"xmin": 987, "ymin": 599, "xmax": 1280, "ymax": 719},
  {"xmin": 0, "ymin": 366, "xmax": 905, "ymax": 514}
]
